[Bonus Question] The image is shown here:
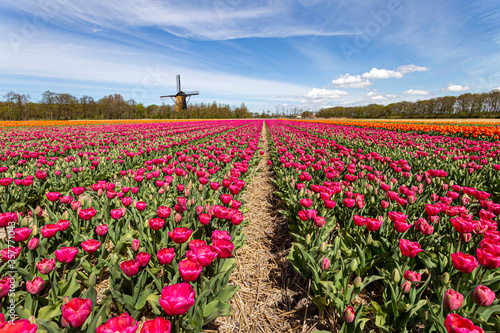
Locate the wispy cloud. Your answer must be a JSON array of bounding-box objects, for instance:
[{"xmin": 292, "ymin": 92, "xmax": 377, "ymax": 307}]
[
  {"xmin": 442, "ymin": 84, "xmax": 470, "ymax": 92},
  {"xmin": 404, "ymin": 89, "xmax": 431, "ymax": 95}
]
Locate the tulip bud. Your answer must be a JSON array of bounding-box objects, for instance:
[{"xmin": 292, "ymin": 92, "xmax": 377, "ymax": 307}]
[
  {"xmin": 28, "ymin": 237, "xmax": 40, "ymax": 250},
  {"xmin": 319, "ymin": 241, "xmax": 327, "ymax": 253},
  {"xmin": 353, "ymin": 276, "xmax": 362, "ymax": 288},
  {"xmin": 97, "ymin": 189, "xmax": 104, "ymax": 197},
  {"xmin": 441, "ymin": 272, "xmax": 450, "ymax": 285},
  {"xmin": 343, "ymin": 306, "xmax": 355, "ymax": 323},
  {"xmin": 349, "ymin": 259, "xmax": 358, "ymax": 272},
  {"xmin": 320, "ymin": 257, "xmax": 330, "ymax": 270},
  {"xmin": 472, "ymin": 285, "xmax": 496, "ymax": 307},
  {"xmin": 443, "ymin": 289, "xmax": 464, "ymax": 311},
  {"xmin": 131, "ymin": 239, "xmax": 140, "ymax": 252},
  {"xmin": 175, "ymin": 213, "xmax": 182, "ymax": 223},
  {"xmin": 366, "ymin": 234, "xmax": 373, "ymax": 245},
  {"xmin": 305, "ymin": 234, "xmax": 311, "ymax": 245},
  {"xmin": 392, "ymin": 268, "xmax": 401, "ymax": 283},
  {"xmin": 62, "ymin": 211, "xmax": 69, "ymax": 220},
  {"xmin": 401, "ymin": 280, "xmax": 411, "ymax": 294},
  {"xmin": 89, "ymin": 272, "xmax": 96, "ymax": 286}
]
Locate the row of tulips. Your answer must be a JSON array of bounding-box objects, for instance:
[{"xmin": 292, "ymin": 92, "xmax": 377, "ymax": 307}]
[
  {"xmin": 267, "ymin": 120, "xmax": 499, "ymax": 333},
  {"xmin": 0, "ymin": 120, "xmax": 265, "ymax": 332}
]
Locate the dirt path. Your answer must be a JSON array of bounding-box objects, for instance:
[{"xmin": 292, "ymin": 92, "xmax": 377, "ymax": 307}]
[{"xmin": 210, "ymin": 121, "xmax": 322, "ymax": 333}]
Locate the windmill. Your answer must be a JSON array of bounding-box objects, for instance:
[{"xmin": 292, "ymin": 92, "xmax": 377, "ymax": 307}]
[{"xmin": 160, "ymin": 75, "xmax": 199, "ymax": 112}]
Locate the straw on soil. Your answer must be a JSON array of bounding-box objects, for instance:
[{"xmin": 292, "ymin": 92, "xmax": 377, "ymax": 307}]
[{"xmin": 211, "ymin": 122, "xmax": 325, "ymax": 333}]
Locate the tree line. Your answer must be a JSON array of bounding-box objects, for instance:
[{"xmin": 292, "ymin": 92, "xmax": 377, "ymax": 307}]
[
  {"xmin": 0, "ymin": 91, "xmax": 252, "ymax": 120},
  {"xmin": 317, "ymin": 90, "xmax": 500, "ymax": 119}
]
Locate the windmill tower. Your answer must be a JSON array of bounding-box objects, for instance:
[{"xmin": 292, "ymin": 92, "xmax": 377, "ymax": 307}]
[{"xmin": 160, "ymin": 75, "xmax": 199, "ymax": 112}]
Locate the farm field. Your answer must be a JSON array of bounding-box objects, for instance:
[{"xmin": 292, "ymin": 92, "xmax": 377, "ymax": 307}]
[{"xmin": 0, "ymin": 118, "xmax": 499, "ymax": 333}]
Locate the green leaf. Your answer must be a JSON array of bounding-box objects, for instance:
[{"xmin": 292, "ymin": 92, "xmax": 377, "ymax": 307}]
[
  {"xmin": 36, "ymin": 318, "xmax": 62, "ymax": 333},
  {"xmin": 216, "ymin": 284, "xmax": 239, "ymax": 303},
  {"xmin": 38, "ymin": 302, "xmax": 62, "ymax": 321},
  {"xmin": 202, "ymin": 300, "xmax": 232, "ymax": 325}
]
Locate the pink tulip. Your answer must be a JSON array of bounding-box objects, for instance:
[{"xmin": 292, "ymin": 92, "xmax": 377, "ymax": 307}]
[
  {"xmin": 81, "ymin": 239, "xmax": 101, "ymax": 254},
  {"xmin": 157, "ymin": 248, "xmax": 175, "ymax": 265},
  {"xmin": 97, "ymin": 313, "xmax": 139, "ymax": 333},
  {"xmin": 472, "ymin": 285, "xmax": 496, "ymax": 307},
  {"xmin": 26, "ymin": 276, "xmax": 45, "ymax": 295},
  {"xmin": 178, "ymin": 259, "xmax": 202, "ymax": 282},
  {"xmin": 36, "ymin": 258, "xmax": 56, "ymax": 275},
  {"xmin": 140, "ymin": 317, "xmax": 171, "ymax": 333},
  {"xmin": 168, "ymin": 227, "xmax": 193, "ymax": 244},
  {"xmin": 55, "ymin": 247, "xmax": 79, "ymax": 263},
  {"xmin": 61, "ymin": 297, "xmax": 92, "ymax": 327},
  {"xmin": 159, "ymin": 282, "xmax": 196, "ymax": 316}
]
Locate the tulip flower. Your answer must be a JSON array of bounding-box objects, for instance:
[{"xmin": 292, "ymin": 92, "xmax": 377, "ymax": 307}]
[
  {"xmin": 320, "ymin": 257, "xmax": 330, "ymax": 270},
  {"xmin": 79, "ymin": 207, "xmax": 97, "ymax": 220},
  {"xmin": 46, "ymin": 191, "xmax": 61, "ymax": 202},
  {"xmin": 136, "ymin": 201, "xmax": 147, "ymax": 211},
  {"xmin": 26, "ymin": 276, "xmax": 45, "ymax": 295},
  {"xmin": 140, "ymin": 318, "xmax": 171, "ymax": 333},
  {"xmin": 189, "ymin": 239, "xmax": 206, "ymax": 251},
  {"xmin": 131, "ymin": 239, "xmax": 140, "ymax": 252},
  {"xmin": 364, "ymin": 217, "xmax": 383, "ymax": 232},
  {"xmin": 121, "ymin": 260, "xmax": 140, "ymax": 277},
  {"xmin": 0, "ymin": 316, "xmax": 38, "ymax": 333},
  {"xmin": 0, "ymin": 277, "xmax": 12, "ymax": 298},
  {"xmin": 343, "ymin": 305, "xmax": 355, "ymax": 323},
  {"xmin": 212, "ymin": 238, "xmax": 234, "ymax": 258},
  {"xmin": 450, "ymin": 252, "xmax": 479, "ymax": 276},
  {"xmin": 81, "ymin": 239, "xmax": 101, "ymax": 254},
  {"xmin": 27, "ymin": 237, "xmax": 40, "ymax": 251},
  {"xmin": 178, "ymin": 259, "xmax": 202, "ymax": 282},
  {"xmin": 159, "ymin": 282, "xmax": 196, "ymax": 316},
  {"xmin": 137, "ymin": 251, "xmax": 151, "ymax": 267},
  {"xmin": 55, "ymin": 247, "xmax": 79, "ymax": 263},
  {"xmin": 211, "ymin": 229, "xmax": 232, "ymax": 241},
  {"xmin": 186, "ymin": 245, "xmax": 218, "ymax": 267},
  {"xmin": 444, "ymin": 313, "xmax": 484, "ymax": 333},
  {"xmin": 443, "ymin": 289, "xmax": 464, "ymax": 311},
  {"xmin": 199, "ymin": 213, "xmax": 211, "ymax": 225},
  {"xmin": 96, "ymin": 224, "xmax": 108, "ymax": 236},
  {"xmin": 36, "ymin": 257, "xmax": 56, "ymax": 275},
  {"xmin": 12, "ymin": 227, "xmax": 32, "ymax": 242},
  {"xmin": 168, "ymin": 227, "xmax": 193, "ymax": 244},
  {"xmin": 110, "ymin": 208, "xmax": 124, "ymax": 220},
  {"xmin": 403, "ymin": 270, "xmax": 421, "ymax": 283},
  {"xmin": 97, "ymin": 313, "xmax": 139, "ymax": 333},
  {"xmin": 476, "ymin": 248, "xmax": 500, "ymax": 269},
  {"xmin": 399, "ymin": 239, "xmax": 424, "ymax": 258},
  {"xmin": 61, "ymin": 297, "xmax": 92, "ymax": 328},
  {"xmin": 472, "ymin": 285, "xmax": 496, "ymax": 307},
  {"xmin": 0, "ymin": 246, "xmax": 21, "ymax": 261},
  {"xmin": 41, "ymin": 224, "xmax": 59, "ymax": 238},
  {"xmin": 149, "ymin": 218, "xmax": 165, "ymax": 231},
  {"xmin": 157, "ymin": 206, "xmax": 172, "ymax": 218},
  {"xmin": 157, "ymin": 248, "xmax": 175, "ymax": 265}
]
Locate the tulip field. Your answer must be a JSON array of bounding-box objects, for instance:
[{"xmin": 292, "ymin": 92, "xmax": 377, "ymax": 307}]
[{"xmin": 0, "ymin": 118, "xmax": 499, "ymax": 332}]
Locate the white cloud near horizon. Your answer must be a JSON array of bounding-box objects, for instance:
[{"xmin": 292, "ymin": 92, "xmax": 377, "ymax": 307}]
[
  {"xmin": 332, "ymin": 64, "xmax": 428, "ymax": 88},
  {"xmin": 306, "ymin": 88, "xmax": 349, "ymax": 100},
  {"xmin": 442, "ymin": 84, "xmax": 470, "ymax": 92},
  {"xmin": 404, "ymin": 89, "xmax": 431, "ymax": 95}
]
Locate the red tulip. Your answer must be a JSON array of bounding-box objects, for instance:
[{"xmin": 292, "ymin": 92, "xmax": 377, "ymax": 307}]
[
  {"xmin": 72, "ymin": 187, "xmax": 85, "ymax": 196},
  {"xmin": 472, "ymin": 285, "xmax": 495, "ymax": 307},
  {"xmin": 26, "ymin": 276, "xmax": 45, "ymax": 295},
  {"xmin": 157, "ymin": 248, "xmax": 175, "ymax": 265},
  {"xmin": 12, "ymin": 227, "xmax": 32, "ymax": 242},
  {"xmin": 0, "ymin": 316, "xmax": 37, "ymax": 333},
  {"xmin": 36, "ymin": 258, "xmax": 56, "ymax": 274},
  {"xmin": 131, "ymin": 239, "xmax": 140, "ymax": 252},
  {"xmin": 168, "ymin": 228, "xmax": 193, "ymax": 244},
  {"xmin": 343, "ymin": 305, "xmax": 355, "ymax": 323},
  {"xmin": 55, "ymin": 247, "xmax": 79, "ymax": 263},
  {"xmin": 121, "ymin": 197, "xmax": 133, "ymax": 207},
  {"xmin": 353, "ymin": 215, "xmax": 365, "ymax": 226},
  {"xmin": 46, "ymin": 191, "xmax": 61, "ymax": 202},
  {"xmin": 399, "ymin": 239, "xmax": 424, "ymax": 258},
  {"xmin": 61, "ymin": 297, "xmax": 92, "ymax": 327},
  {"xmin": 79, "ymin": 207, "xmax": 97, "ymax": 220},
  {"xmin": 211, "ymin": 229, "xmax": 232, "ymax": 241},
  {"xmin": 140, "ymin": 317, "xmax": 171, "ymax": 333},
  {"xmin": 365, "ymin": 217, "xmax": 383, "ymax": 231},
  {"xmin": 27, "ymin": 237, "xmax": 39, "ymax": 251},
  {"xmin": 0, "ymin": 247, "xmax": 21, "ymax": 261},
  {"xmin": 0, "ymin": 277, "xmax": 12, "ymax": 298},
  {"xmin": 96, "ymin": 224, "xmax": 108, "ymax": 236},
  {"xmin": 97, "ymin": 313, "xmax": 139, "ymax": 333},
  {"xmin": 320, "ymin": 257, "xmax": 330, "ymax": 270},
  {"xmin": 136, "ymin": 201, "xmax": 147, "ymax": 211},
  {"xmin": 403, "ymin": 270, "xmax": 421, "ymax": 282},
  {"xmin": 451, "ymin": 252, "xmax": 479, "ymax": 273},
  {"xmin": 149, "ymin": 218, "xmax": 165, "ymax": 231},
  {"xmin": 178, "ymin": 259, "xmax": 202, "ymax": 282},
  {"xmin": 157, "ymin": 206, "xmax": 172, "ymax": 218},
  {"xmin": 81, "ymin": 239, "xmax": 101, "ymax": 254},
  {"xmin": 186, "ymin": 245, "xmax": 218, "ymax": 267},
  {"xmin": 476, "ymin": 248, "xmax": 500, "ymax": 269},
  {"xmin": 212, "ymin": 239, "xmax": 234, "ymax": 258},
  {"xmin": 41, "ymin": 224, "xmax": 59, "ymax": 238},
  {"xmin": 444, "ymin": 313, "xmax": 484, "ymax": 333},
  {"xmin": 394, "ymin": 220, "xmax": 412, "ymax": 233},
  {"xmin": 137, "ymin": 251, "xmax": 151, "ymax": 267},
  {"xmin": 121, "ymin": 260, "xmax": 140, "ymax": 277},
  {"xmin": 110, "ymin": 208, "xmax": 124, "ymax": 220},
  {"xmin": 199, "ymin": 213, "xmax": 211, "ymax": 225},
  {"xmin": 443, "ymin": 289, "xmax": 464, "ymax": 311},
  {"xmin": 159, "ymin": 282, "xmax": 195, "ymax": 315}
]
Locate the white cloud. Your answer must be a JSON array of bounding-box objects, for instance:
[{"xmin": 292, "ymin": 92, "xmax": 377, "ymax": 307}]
[
  {"xmin": 366, "ymin": 92, "xmax": 397, "ymax": 101},
  {"xmin": 306, "ymin": 88, "xmax": 349, "ymax": 100},
  {"xmin": 331, "ymin": 74, "xmax": 372, "ymax": 88},
  {"xmin": 493, "ymin": 87, "xmax": 500, "ymax": 92},
  {"xmin": 397, "ymin": 65, "xmax": 429, "ymax": 74},
  {"xmin": 332, "ymin": 64, "xmax": 428, "ymax": 89},
  {"xmin": 404, "ymin": 89, "xmax": 431, "ymax": 95},
  {"xmin": 442, "ymin": 84, "xmax": 470, "ymax": 92},
  {"xmin": 362, "ymin": 68, "xmax": 403, "ymax": 79}
]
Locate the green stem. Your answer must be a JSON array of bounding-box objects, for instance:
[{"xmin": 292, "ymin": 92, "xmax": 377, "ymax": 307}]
[
  {"xmin": 456, "ymin": 275, "xmax": 462, "ymax": 292},
  {"xmin": 49, "ymin": 272, "xmax": 57, "ymax": 303}
]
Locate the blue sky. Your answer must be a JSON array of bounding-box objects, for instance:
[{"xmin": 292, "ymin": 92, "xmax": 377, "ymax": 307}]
[{"xmin": 1, "ymin": 0, "xmax": 500, "ymax": 113}]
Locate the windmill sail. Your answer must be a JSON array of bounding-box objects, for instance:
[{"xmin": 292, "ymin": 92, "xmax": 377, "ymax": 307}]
[{"xmin": 161, "ymin": 75, "xmax": 199, "ymax": 112}]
